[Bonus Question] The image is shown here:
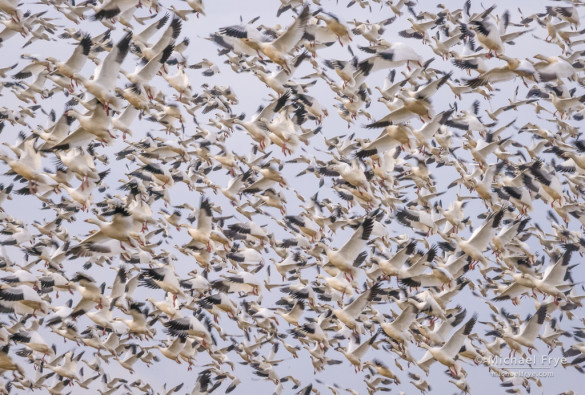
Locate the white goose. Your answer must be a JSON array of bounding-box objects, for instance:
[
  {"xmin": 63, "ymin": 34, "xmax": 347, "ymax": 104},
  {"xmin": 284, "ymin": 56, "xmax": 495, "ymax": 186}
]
[
  {"xmin": 417, "ymin": 315, "xmax": 477, "ymax": 376},
  {"xmin": 56, "ymin": 102, "xmax": 113, "ymax": 147},
  {"xmin": 318, "ymin": 216, "xmax": 374, "ymax": 280},
  {"xmin": 0, "ymin": 284, "xmax": 48, "ymax": 315},
  {"xmin": 496, "ymin": 305, "xmax": 548, "ymax": 356},
  {"xmin": 74, "ymin": 205, "xmax": 137, "ymax": 251},
  {"xmin": 449, "ymin": 208, "xmax": 505, "ymax": 269},
  {"xmin": 220, "ymin": 6, "xmax": 309, "ymax": 73},
  {"xmin": 164, "ymin": 315, "xmax": 213, "ymax": 347},
  {"xmin": 180, "ymin": 197, "xmax": 213, "ymax": 252},
  {"xmin": 140, "ymin": 264, "xmax": 186, "ymax": 302},
  {"xmin": 333, "ymin": 282, "xmax": 381, "ymax": 332},
  {"xmin": 336, "ymin": 332, "xmax": 379, "ymax": 372},
  {"xmin": 47, "ymin": 34, "xmax": 92, "ymax": 85},
  {"xmin": 73, "ymin": 32, "xmax": 133, "ymax": 113},
  {"xmin": 380, "ymin": 303, "xmax": 418, "ymax": 346},
  {"xmin": 274, "ymin": 299, "xmax": 305, "ymax": 326}
]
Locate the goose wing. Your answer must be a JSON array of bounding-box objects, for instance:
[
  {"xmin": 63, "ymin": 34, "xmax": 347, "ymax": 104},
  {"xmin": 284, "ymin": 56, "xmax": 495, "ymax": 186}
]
[
  {"xmin": 272, "ymin": 6, "xmax": 310, "ymax": 53},
  {"xmin": 364, "ymin": 107, "xmax": 415, "ymax": 128},
  {"xmin": 493, "ymin": 282, "xmax": 529, "ymax": 302},
  {"xmin": 343, "ymin": 282, "xmax": 381, "ymax": 316},
  {"xmin": 135, "ymin": 44, "xmax": 174, "ymax": 83},
  {"xmin": 94, "ymin": 32, "xmax": 132, "ymax": 91},
  {"xmin": 466, "ymin": 208, "xmax": 504, "ymax": 251},
  {"xmin": 440, "ymin": 315, "xmax": 477, "ymax": 358},
  {"xmin": 63, "ymin": 34, "xmax": 92, "ymax": 73},
  {"xmin": 338, "ymin": 217, "xmax": 374, "ymax": 262},
  {"xmin": 518, "ymin": 305, "xmax": 547, "ymax": 343},
  {"xmin": 197, "ymin": 198, "xmax": 213, "ymax": 233},
  {"xmin": 542, "ymin": 245, "xmax": 575, "ymax": 285},
  {"xmin": 151, "ymin": 17, "xmax": 182, "ymax": 55},
  {"xmin": 390, "ymin": 303, "xmax": 418, "ymax": 331},
  {"xmin": 352, "ymin": 332, "xmax": 378, "ymax": 359}
]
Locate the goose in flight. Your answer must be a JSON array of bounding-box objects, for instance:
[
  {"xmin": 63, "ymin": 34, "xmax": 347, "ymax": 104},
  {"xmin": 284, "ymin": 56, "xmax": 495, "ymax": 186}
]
[
  {"xmin": 73, "ymin": 32, "xmax": 133, "ymax": 114},
  {"xmin": 318, "ymin": 216, "xmax": 374, "ymax": 280},
  {"xmin": 417, "ymin": 314, "xmax": 477, "ymax": 376},
  {"xmin": 219, "ymin": 6, "xmax": 310, "ymax": 73}
]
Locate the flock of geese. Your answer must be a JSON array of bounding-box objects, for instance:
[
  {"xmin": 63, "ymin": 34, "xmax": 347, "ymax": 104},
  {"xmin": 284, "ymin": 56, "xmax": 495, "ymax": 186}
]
[{"xmin": 0, "ymin": 0, "xmax": 585, "ymax": 393}]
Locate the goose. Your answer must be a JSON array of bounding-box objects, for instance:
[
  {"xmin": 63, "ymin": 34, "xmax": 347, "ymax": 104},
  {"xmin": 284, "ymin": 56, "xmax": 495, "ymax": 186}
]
[
  {"xmin": 363, "ymin": 359, "xmax": 401, "ymax": 384},
  {"xmin": 448, "ymin": 208, "xmax": 505, "ymax": 269},
  {"xmin": 290, "ymin": 321, "xmax": 330, "ymax": 349},
  {"xmin": 336, "ymin": 332, "xmax": 378, "ymax": 372},
  {"xmin": 148, "ymin": 334, "xmax": 187, "ymax": 363},
  {"xmin": 164, "ymin": 315, "xmax": 213, "ymax": 346},
  {"xmin": 73, "ymin": 32, "xmax": 133, "ymax": 113},
  {"xmin": 333, "ymin": 282, "xmax": 381, "ymax": 332},
  {"xmin": 534, "ymin": 54, "xmax": 575, "ymax": 82},
  {"xmin": 253, "ymin": 51, "xmax": 310, "ymax": 95},
  {"xmin": 271, "ymin": 250, "xmax": 310, "ymax": 280},
  {"xmin": 411, "ymin": 110, "xmax": 453, "ymax": 150},
  {"xmin": 0, "ymin": 0, "xmax": 21, "ymax": 21},
  {"xmin": 380, "ymin": 303, "xmax": 418, "ymax": 346},
  {"xmin": 131, "ymin": 156, "xmax": 176, "ymax": 189},
  {"xmin": 214, "ymin": 270, "xmax": 262, "ymax": 296},
  {"xmin": 0, "ymin": 138, "xmax": 42, "ymax": 192},
  {"xmin": 233, "ymin": 94, "xmax": 290, "ymax": 151},
  {"xmin": 527, "ymin": 159, "xmax": 564, "ymax": 206},
  {"xmin": 317, "ymin": 216, "xmax": 374, "ymax": 280},
  {"xmin": 274, "ymin": 299, "xmax": 304, "ymax": 326},
  {"xmin": 466, "ymin": 56, "xmax": 537, "ymax": 88},
  {"xmin": 11, "ymin": 319, "xmax": 55, "ymax": 360},
  {"xmin": 162, "ymin": 64, "xmax": 191, "ymax": 100},
  {"xmin": 179, "ymin": 197, "xmax": 213, "ymax": 252},
  {"xmin": 45, "ymin": 351, "xmax": 80, "ymax": 381},
  {"xmin": 47, "ymin": 34, "xmax": 92, "ymax": 86},
  {"xmin": 114, "ymin": 302, "xmax": 153, "ymax": 339},
  {"xmin": 228, "ymin": 221, "xmax": 271, "ymax": 246},
  {"xmin": 352, "ymin": 17, "xmax": 395, "ymax": 44},
  {"xmin": 146, "ymin": 293, "xmax": 179, "ymax": 319},
  {"xmin": 185, "ymin": 0, "xmax": 205, "ymax": 16},
  {"xmin": 220, "ymin": 6, "xmax": 309, "ymax": 73},
  {"xmin": 324, "ymin": 49, "xmax": 359, "ymax": 88},
  {"xmin": 140, "ymin": 264, "xmax": 186, "ymax": 302},
  {"xmin": 92, "ymin": 0, "xmax": 137, "ymax": 21},
  {"xmin": 527, "ymin": 86, "xmax": 585, "ymax": 119},
  {"xmin": 530, "ymin": 245, "xmax": 576, "ymax": 301},
  {"xmin": 492, "ymin": 305, "xmax": 548, "ymax": 356},
  {"xmin": 56, "ymin": 102, "xmax": 114, "ymax": 147},
  {"xmin": 1, "ymin": 268, "xmax": 39, "ymax": 287},
  {"xmin": 114, "ymin": 347, "xmax": 145, "ymax": 374},
  {"xmin": 491, "ymin": 218, "xmax": 530, "ymax": 256},
  {"xmin": 196, "ymin": 293, "xmax": 238, "ymax": 322},
  {"xmin": 373, "ymin": 241, "xmax": 415, "ymax": 280},
  {"xmin": 355, "ymin": 41, "xmax": 423, "ymax": 85},
  {"xmin": 227, "ymin": 244, "xmax": 264, "ymax": 269},
  {"xmin": 55, "ymin": 147, "xmax": 101, "ymax": 187},
  {"xmin": 132, "ymin": 13, "xmax": 171, "ymax": 47},
  {"xmin": 74, "ymin": 205, "xmax": 137, "ymax": 251},
  {"xmin": 115, "ymin": 83, "xmax": 150, "ymax": 111},
  {"xmin": 416, "ymin": 309, "xmax": 467, "ymax": 347},
  {"xmin": 313, "ymin": 10, "xmax": 352, "ymax": 46},
  {"xmin": 417, "ymin": 315, "xmax": 477, "ymax": 376},
  {"xmin": 547, "ymin": 6, "xmax": 580, "ymax": 29},
  {"xmin": 0, "ymin": 345, "xmax": 23, "ymax": 377},
  {"xmin": 0, "ymin": 284, "xmax": 48, "ymax": 315},
  {"xmin": 38, "ymin": 270, "xmax": 73, "ymax": 298}
]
